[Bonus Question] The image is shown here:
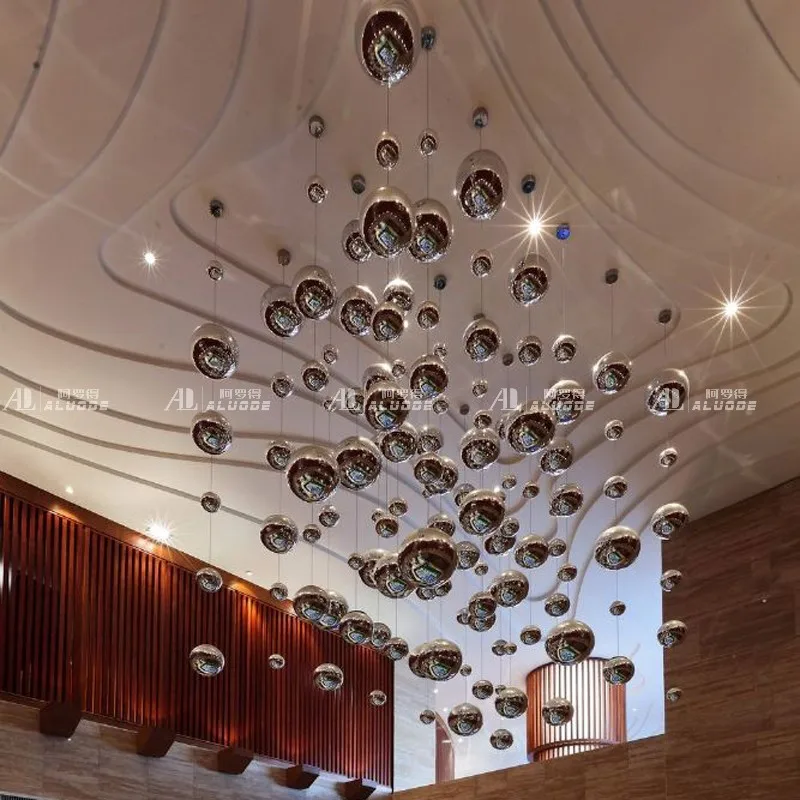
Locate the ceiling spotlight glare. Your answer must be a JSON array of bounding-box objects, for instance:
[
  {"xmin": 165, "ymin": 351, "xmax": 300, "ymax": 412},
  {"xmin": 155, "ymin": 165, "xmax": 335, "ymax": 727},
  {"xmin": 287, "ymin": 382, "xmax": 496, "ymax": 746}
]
[
  {"xmin": 143, "ymin": 250, "xmax": 157, "ymax": 267},
  {"xmin": 723, "ymin": 299, "xmax": 740, "ymax": 318},
  {"xmin": 145, "ymin": 521, "xmax": 171, "ymax": 543},
  {"xmin": 526, "ymin": 215, "xmax": 544, "ymax": 238}
]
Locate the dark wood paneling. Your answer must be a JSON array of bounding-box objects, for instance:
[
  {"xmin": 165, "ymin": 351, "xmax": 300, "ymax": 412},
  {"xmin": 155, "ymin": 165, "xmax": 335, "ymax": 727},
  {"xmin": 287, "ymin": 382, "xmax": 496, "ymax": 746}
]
[{"xmin": 0, "ymin": 477, "xmax": 392, "ymax": 787}]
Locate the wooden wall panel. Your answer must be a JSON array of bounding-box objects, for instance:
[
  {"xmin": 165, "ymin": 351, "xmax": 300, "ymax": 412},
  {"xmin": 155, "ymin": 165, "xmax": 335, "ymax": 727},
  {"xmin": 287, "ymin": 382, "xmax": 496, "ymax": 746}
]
[
  {"xmin": 0, "ymin": 483, "xmax": 392, "ymax": 787},
  {"xmin": 395, "ymin": 476, "xmax": 800, "ymax": 798}
]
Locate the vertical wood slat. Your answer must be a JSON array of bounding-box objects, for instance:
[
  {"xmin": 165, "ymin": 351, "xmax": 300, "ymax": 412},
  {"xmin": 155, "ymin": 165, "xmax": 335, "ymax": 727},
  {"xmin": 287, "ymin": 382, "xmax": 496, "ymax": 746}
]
[{"xmin": 0, "ymin": 489, "xmax": 393, "ymax": 787}]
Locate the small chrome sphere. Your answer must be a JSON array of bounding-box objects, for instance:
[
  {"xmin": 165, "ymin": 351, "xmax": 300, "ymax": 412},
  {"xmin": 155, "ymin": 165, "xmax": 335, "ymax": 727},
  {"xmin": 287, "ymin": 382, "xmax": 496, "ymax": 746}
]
[
  {"xmin": 419, "ymin": 709, "xmax": 436, "ymax": 725},
  {"xmin": 409, "ymin": 354, "xmax": 449, "ymax": 399},
  {"xmin": 646, "ymin": 368, "xmax": 690, "ymax": 416},
  {"xmin": 548, "ymin": 538, "xmax": 567, "ymax": 557},
  {"xmin": 413, "ymin": 453, "xmax": 445, "ymax": 486},
  {"xmin": 467, "ymin": 612, "xmax": 496, "ymax": 632},
  {"xmin": 603, "ymin": 475, "xmax": 628, "ymax": 500},
  {"xmin": 459, "ymin": 489, "xmax": 505, "ymax": 536},
  {"xmin": 506, "ymin": 403, "xmax": 556, "ymax": 455},
  {"xmin": 383, "ymin": 277, "xmax": 414, "ymax": 312},
  {"xmin": 268, "ymin": 653, "xmax": 286, "ymax": 670},
  {"xmin": 549, "ymin": 483, "xmax": 584, "ymax": 517},
  {"xmin": 191, "ymin": 410, "xmax": 233, "ymax": 456},
  {"xmin": 447, "ymin": 703, "xmax": 483, "ymax": 736},
  {"xmin": 286, "ymin": 445, "xmax": 339, "ymax": 503},
  {"xmin": 398, "ymin": 527, "xmax": 458, "ymax": 588},
  {"xmin": 301, "ymin": 360, "xmax": 330, "ymax": 393},
  {"xmin": 545, "ymin": 592, "xmax": 571, "ymax": 617},
  {"xmin": 302, "ymin": 524, "xmax": 322, "ymax": 544},
  {"xmin": 361, "ymin": 186, "xmax": 416, "ymax": 258},
  {"xmin": 489, "ymin": 570, "xmax": 529, "ymax": 608},
  {"xmin": 515, "ymin": 535, "xmax": 549, "ymax": 569},
  {"xmin": 408, "ymin": 639, "xmax": 463, "ymax": 681},
  {"xmin": 659, "ymin": 446, "xmax": 679, "ymax": 468},
  {"xmin": 207, "ymin": 259, "xmax": 224, "ymax": 281},
  {"xmin": 509, "ymin": 253, "xmax": 549, "ymax": 305},
  {"xmin": 605, "ymin": 419, "xmax": 624, "ymax": 441},
  {"xmin": 657, "ymin": 620, "xmax": 688, "ymax": 648},
  {"xmin": 517, "ymin": 335, "xmax": 543, "ymax": 366},
  {"xmin": 504, "ymin": 642, "xmax": 517, "ymax": 656},
  {"xmin": 323, "ymin": 345, "xmax": 341, "ymax": 366},
  {"xmin": 292, "ymin": 266, "xmax": 336, "ymax": 321},
  {"xmin": 603, "ymin": 655, "xmax": 635, "ymax": 685},
  {"xmin": 433, "ymin": 582, "xmax": 451, "ymax": 598},
  {"xmin": 660, "ymin": 569, "xmax": 683, "ymax": 592},
  {"xmin": 592, "ymin": 351, "xmax": 633, "ymax": 395},
  {"xmin": 545, "ymin": 620, "xmax": 596, "ymax": 665},
  {"xmin": 293, "ymin": 584, "xmax": 328, "ymax": 623},
  {"xmin": 409, "ymin": 199, "xmax": 452, "ymax": 263},
  {"xmin": 472, "ymin": 679, "xmax": 494, "ymax": 700},
  {"xmin": 473, "ymin": 410, "xmax": 492, "ymax": 429},
  {"xmin": 491, "ymin": 641, "xmax": 507, "ymax": 656},
  {"xmin": 557, "ymin": 563, "xmax": 578, "ymax": 582},
  {"xmin": 474, "ymin": 561, "xmax": 488, "ymax": 577},
  {"xmin": 484, "ymin": 532, "xmax": 516, "ymax": 556},
  {"xmin": 340, "ymin": 611, "xmax": 373, "ymax": 646},
  {"xmin": 457, "ymin": 608, "xmax": 470, "ymax": 625},
  {"xmin": 463, "ymin": 317, "xmax": 502, "ymax": 362},
  {"xmin": 594, "ymin": 525, "xmax": 641, "ymax": 569},
  {"xmin": 417, "ymin": 424, "xmax": 444, "ymax": 454},
  {"xmin": 335, "ymin": 436, "xmax": 382, "ymax": 491},
  {"xmin": 371, "ymin": 622, "xmax": 392, "ymax": 649},
  {"xmin": 265, "ymin": 439, "xmax": 292, "ymax": 471},
  {"xmin": 609, "ymin": 600, "xmax": 627, "ymax": 617},
  {"xmin": 552, "ymin": 334, "xmax": 578, "ymax": 363},
  {"xmin": 666, "ymin": 687, "xmax": 683, "ymax": 703},
  {"xmin": 259, "ymin": 514, "xmax": 298, "ymax": 555},
  {"xmin": 364, "ymin": 380, "xmax": 410, "ymax": 431},
  {"xmin": 455, "ymin": 149, "xmax": 508, "ymax": 220},
  {"xmin": 306, "ymin": 175, "xmax": 327, "ymax": 204},
  {"xmin": 540, "ymin": 438, "xmax": 574, "ymax": 476},
  {"xmin": 495, "ymin": 687, "xmax": 528, "ymax": 719},
  {"xmin": 432, "ymin": 341, "xmax": 448, "ymax": 360},
  {"xmin": 501, "ymin": 475, "xmax": 518, "ymax": 492},
  {"xmin": 460, "ymin": 427, "xmax": 501, "ymax": 471},
  {"xmin": 460, "ymin": 664, "xmax": 473, "ymax": 677},
  {"xmin": 495, "ymin": 685, "xmax": 507, "ymax": 695},
  {"xmin": 416, "ymin": 585, "xmax": 435, "ymax": 601},
  {"xmin": 359, "ymin": 549, "xmax": 389, "ymax": 589},
  {"xmin": 385, "ymin": 637, "xmax": 409, "ymax": 661},
  {"xmin": 490, "ymin": 729, "xmax": 514, "ymax": 750},
  {"xmin": 318, "ymin": 589, "xmax": 349, "ymax": 630},
  {"xmin": 261, "ymin": 285, "xmax": 304, "ymax": 338},
  {"xmin": 190, "ymin": 644, "xmax": 225, "ymax": 677},
  {"xmin": 520, "ymin": 625, "xmax": 542, "ymax": 645},
  {"xmin": 471, "ymin": 249, "xmax": 493, "ymax": 278},
  {"xmin": 348, "ymin": 553, "xmax": 366, "ymax": 571},
  {"xmin": 201, "ymin": 491, "xmax": 221, "ymax": 513},
  {"xmin": 270, "ymin": 581, "xmax": 288, "ymax": 601},
  {"xmin": 522, "ymin": 481, "xmax": 540, "ymax": 500},
  {"xmin": 454, "ymin": 482, "xmax": 475, "ymax": 506},
  {"xmin": 374, "ymin": 554, "xmax": 414, "ymax": 599},
  {"xmin": 364, "ymin": 360, "xmax": 394, "ymax": 389},
  {"xmin": 417, "ymin": 300, "xmax": 440, "ymax": 330},
  {"xmin": 379, "ymin": 422, "xmax": 418, "ymax": 463},
  {"xmin": 342, "ymin": 219, "xmax": 373, "ymax": 263},
  {"xmin": 372, "ymin": 302, "xmax": 405, "ymax": 342},
  {"xmin": 542, "ymin": 697, "xmax": 574, "ymax": 726},
  {"xmin": 369, "ymin": 689, "xmax": 388, "ymax": 707},
  {"xmin": 337, "ymin": 285, "xmax": 377, "ymax": 336},
  {"xmin": 455, "ymin": 540, "xmax": 480, "ymax": 570},
  {"xmin": 356, "ymin": 0, "xmax": 419, "ymax": 86},
  {"xmin": 468, "ymin": 591, "xmax": 497, "ymax": 620},
  {"xmin": 387, "ymin": 497, "xmax": 408, "ymax": 518},
  {"xmin": 318, "ymin": 505, "xmax": 340, "ymax": 528},
  {"xmin": 271, "ymin": 371, "xmax": 295, "ymax": 399},
  {"xmin": 314, "ymin": 663, "xmax": 344, "ymax": 691},
  {"xmin": 191, "ymin": 323, "xmax": 239, "ymax": 380},
  {"xmin": 546, "ymin": 379, "xmax": 585, "ymax": 426},
  {"xmin": 651, "ymin": 503, "xmax": 690, "ymax": 540},
  {"xmin": 418, "ymin": 127, "xmax": 438, "ymax": 156},
  {"xmin": 376, "ymin": 131, "xmax": 400, "ymax": 170},
  {"xmin": 195, "ymin": 567, "xmax": 223, "ymax": 594}
]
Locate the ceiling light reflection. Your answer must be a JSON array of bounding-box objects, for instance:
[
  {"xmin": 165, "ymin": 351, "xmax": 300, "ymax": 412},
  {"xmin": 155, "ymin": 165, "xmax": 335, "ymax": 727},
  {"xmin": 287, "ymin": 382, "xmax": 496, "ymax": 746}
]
[{"xmin": 145, "ymin": 520, "xmax": 172, "ymax": 543}]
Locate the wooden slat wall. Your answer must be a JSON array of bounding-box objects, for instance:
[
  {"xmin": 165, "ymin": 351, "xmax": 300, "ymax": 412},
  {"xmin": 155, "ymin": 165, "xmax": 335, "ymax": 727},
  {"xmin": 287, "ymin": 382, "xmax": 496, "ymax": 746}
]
[{"xmin": 0, "ymin": 490, "xmax": 393, "ymax": 787}]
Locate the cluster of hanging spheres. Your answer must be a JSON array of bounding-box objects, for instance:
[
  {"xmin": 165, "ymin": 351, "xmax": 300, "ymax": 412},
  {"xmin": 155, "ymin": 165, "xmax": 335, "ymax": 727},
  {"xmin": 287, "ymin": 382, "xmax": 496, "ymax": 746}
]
[{"xmin": 184, "ymin": 0, "xmax": 691, "ymax": 746}]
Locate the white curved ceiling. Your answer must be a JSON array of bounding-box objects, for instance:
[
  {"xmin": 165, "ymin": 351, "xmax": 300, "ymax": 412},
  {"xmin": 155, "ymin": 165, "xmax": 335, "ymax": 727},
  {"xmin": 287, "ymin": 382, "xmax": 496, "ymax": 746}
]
[{"xmin": 2, "ymin": 0, "xmax": 798, "ymax": 782}]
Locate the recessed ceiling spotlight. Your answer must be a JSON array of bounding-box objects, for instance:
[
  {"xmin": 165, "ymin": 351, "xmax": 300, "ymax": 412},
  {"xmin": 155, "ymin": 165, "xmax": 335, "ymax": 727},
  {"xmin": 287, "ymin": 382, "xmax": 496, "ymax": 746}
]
[
  {"xmin": 526, "ymin": 214, "xmax": 544, "ymax": 238},
  {"xmin": 723, "ymin": 299, "xmax": 740, "ymax": 318},
  {"xmin": 65, "ymin": 485, "xmax": 74, "ymax": 495},
  {"xmin": 145, "ymin": 520, "xmax": 172, "ymax": 543},
  {"xmin": 245, "ymin": 570, "xmax": 253, "ymax": 577},
  {"xmin": 143, "ymin": 250, "xmax": 157, "ymax": 267}
]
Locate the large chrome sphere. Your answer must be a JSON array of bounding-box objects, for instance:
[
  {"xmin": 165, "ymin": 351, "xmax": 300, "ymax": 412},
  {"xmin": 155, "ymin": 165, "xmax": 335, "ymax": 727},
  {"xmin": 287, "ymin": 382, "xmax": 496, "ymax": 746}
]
[
  {"xmin": 489, "ymin": 570, "xmax": 529, "ymax": 608},
  {"xmin": 259, "ymin": 514, "xmax": 298, "ymax": 554},
  {"xmin": 374, "ymin": 553, "xmax": 414, "ymax": 599},
  {"xmin": 459, "ymin": 489, "xmax": 505, "ymax": 536},
  {"xmin": 549, "ymin": 483, "xmax": 584, "ymax": 517},
  {"xmin": 539, "ymin": 438, "xmax": 574, "ymax": 476},
  {"xmin": 506, "ymin": 403, "xmax": 556, "ymax": 454},
  {"xmin": 364, "ymin": 380, "xmax": 410, "ymax": 431},
  {"xmin": 361, "ymin": 186, "xmax": 416, "ymax": 258},
  {"xmin": 603, "ymin": 475, "xmax": 628, "ymax": 500},
  {"xmin": 318, "ymin": 590, "xmax": 349, "ymax": 630},
  {"xmin": 520, "ymin": 625, "xmax": 542, "ymax": 645},
  {"xmin": 408, "ymin": 639, "xmax": 463, "ymax": 681},
  {"xmin": 371, "ymin": 301, "xmax": 405, "ymax": 342},
  {"xmin": 416, "ymin": 300, "xmax": 440, "ymax": 330},
  {"xmin": 337, "ymin": 284, "xmax": 377, "ymax": 336},
  {"xmin": 371, "ymin": 622, "xmax": 392, "ymax": 648},
  {"xmin": 463, "ymin": 317, "xmax": 501, "ymax": 362},
  {"xmin": 456, "ymin": 540, "xmax": 481, "ymax": 570},
  {"xmin": 335, "ymin": 436, "xmax": 382, "ymax": 491},
  {"xmin": 383, "ymin": 277, "xmax": 414, "ymax": 312},
  {"xmin": 515, "ymin": 535, "xmax": 549, "ymax": 569},
  {"xmin": 660, "ymin": 569, "xmax": 683, "ymax": 592},
  {"xmin": 356, "ymin": 0, "xmax": 419, "ymax": 86},
  {"xmin": 292, "ymin": 266, "xmax": 336, "ymax": 321},
  {"xmin": 195, "ymin": 567, "xmax": 223, "ymax": 594},
  {"xmin": 398, "ymin": 528, "xmax": 458, "ymax": 588},
  {"xmin": 385, "ymin": 636, "xmax": 409, "ymax": 661},
  {"xmin": 603, "ymin": 655, "xmax": 635, "ymax": 685},
  {"xmin": 359, "ymin": 549, "xmax": 390, "ymax": 588},
  {"xmin": 191, "ymin": 323, "xmax": 239, "ymax": 380},
  {"xmin": 651, "ymin": 503, "xmax": 690, "ymax": 540},
  {"xmin": 544, "ymin": 593, "xmax": 571, "ymax": 617},
  {"xmin": 472, "ymin": 679, "xmax": 494, "ymax": 700},
  {"xmin": 447, "ymin": 703, "xmax": 483, "ymax": 736},
  {"xmin": 286, "ymin": 445, "xmax": 339, "ymax": 503},
  {"xmin": 301, "ymin": 360, "xmax": 330, "ymax": 393},
  {"xmin": 548, "ymin": 538, "xmax": 567, "ymax": 557},
  {"xmin": 594, "ymin": 525, "xmax": 641, "ymax": 569},
  {"xmin": 545, "ymin": 620, "xmax": 596, "ymax": 665},
  {"xmin": 314, "ymin": 663, "xmax": 344, "ymax": 691},
  {"xmin": 293, "ymin": 584, "xmax": 329, "ymax": 623},
  {"xmin": 363, "ymin": 362, "xmax": 395, "ymax": 392},
  {"xmin": 340, "ymin": 610, "xmax": 374, "ymax": 646},
  {"xmin": 592, "ymin": 351, "xmax": 633, "ymax": 395},
  {"xmin": 342, "ymin": 219, "xmax": 373, "ymax": 263},
  {"xmin": 460, "ymin": 427, "xmax": 501, "ymax": 471},
  {"xmin": 409, "ymin": 199, "xmax": 452, "ymax": 262},
  {"xmin": 467, "ymin": 613, "xmax": 496, "ymax": 632},
  {"xmin": 517, "ymin": 335, "xmax": 543, "ymax": 366},
  {"xmin": 265, "ymin": 439, "xmax": 292, "ymax": 471},
  {"xmin": 413, "ymin": 453, "xmax": 445, "ymax": 486},
  {"xmin": 646, "ymin": 368, "xmax": 690, "ymax": 415},
  {"xmin": 495, "ymin": 687, "xmax": 528, "ymax": 719},
  {"xmin": 379, "ymin": 422, "xmax": 418, "ymax": 462},
  {"xmin": 490, "ymin": 729, "xmax": 514, "ymax": 750},
  {"xmin": 509, "ymin": 253, "xmax": 549, "ymax": 305},
  {"xmin": 417, "ymin": 424, "xmax": 444, "ymax": 454},
  {"xmin": 657, "ymin": 620, "xmax": 688, "ymax": 648},
  {"xmin": 455, "ymin": 149, "xmax": 508, "ymax": 220},
  {"xmin": 428, "ymin": 513, "xmax": 455, "ymax": 536},
  {"xmin": 189, "ymin": 644, "xmax": 225, "ymax": 677},
  {"xmin": 261, "ymin": 285, "xmax": 303, "ymax": 338},
  {"xmin": 191, "ymin": 410, "xmax": 233, "ymax": 456},
  {"xmin": 468, "ymin": 591, "xmax": 498, "ymax": 620},
  {"xmin": 541, "ymin": 698, "xmax": 574, "ymax": 726},
  {"xmin": 546, "ymin": 379, "xmax": 585, "ymax": 426},
  {"xmin": 409, "ymin": 354, "xmax": 449, "ymax": 399}
]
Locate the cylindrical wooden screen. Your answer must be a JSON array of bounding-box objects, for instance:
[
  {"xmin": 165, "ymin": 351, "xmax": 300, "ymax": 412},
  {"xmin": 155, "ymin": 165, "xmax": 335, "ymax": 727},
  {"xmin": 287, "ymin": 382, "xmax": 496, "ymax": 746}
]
[
  {"xmin": 435, "ymin": 714, "xmax": 454, "ymax": 784},
  {"xmin": 527, "ymin": 658, "xmax": 625, "ymax": 762},
  {"xmin": 0, "ymin": 486, "xmax": 393, "ymax": 786}
]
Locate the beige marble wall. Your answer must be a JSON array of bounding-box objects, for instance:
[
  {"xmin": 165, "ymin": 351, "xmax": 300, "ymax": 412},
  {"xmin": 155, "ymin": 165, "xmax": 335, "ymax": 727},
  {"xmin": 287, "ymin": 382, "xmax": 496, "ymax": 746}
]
[
  {"xmin": 0, "ymin": 700, "xmax": 391, "ymax": 800},
  {"xmin": 393, "ymin": 666, "xmax": 435, "ymax": 792}
]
